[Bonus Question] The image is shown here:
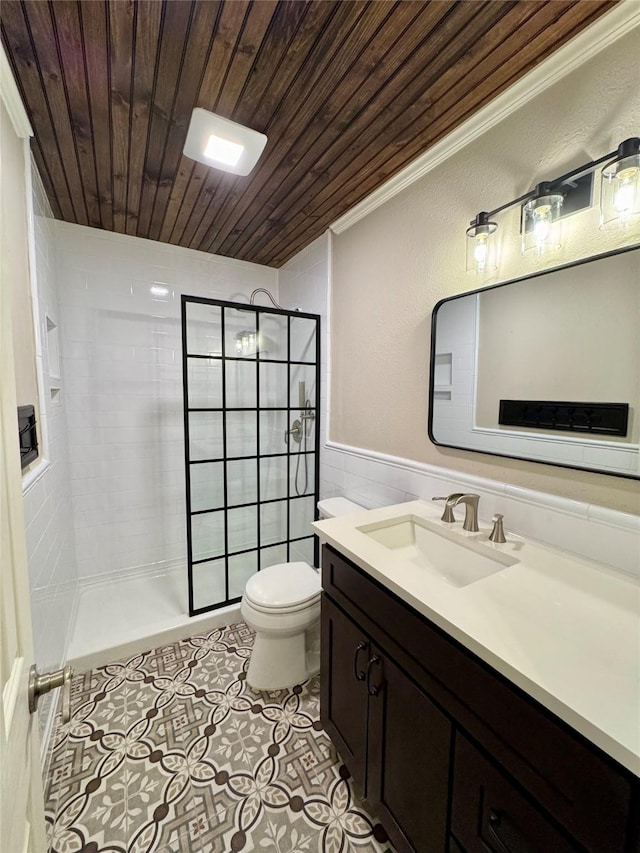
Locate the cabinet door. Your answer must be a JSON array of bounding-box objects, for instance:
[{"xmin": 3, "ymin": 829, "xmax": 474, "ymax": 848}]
[
  {"xmin": 320, "ymin": 595, "xmax": 370, "ymax": 793},
  {"xmin": 367, "ymin": 647, "xmax": 452, "ymax": 853},
  {"xmin": 451, "ymin": 734, "xmax": 580, "ymax": 853}
]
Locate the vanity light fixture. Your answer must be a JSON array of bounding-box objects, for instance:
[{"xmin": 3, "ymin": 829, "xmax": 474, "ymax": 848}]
[
  {"xmin": 465, "ymin": 211, "xmax": 498, "ymax": 272},
  {"xmin": 235, "ymin": 330, "xmax": 258, "ymax": 355},
  {"xmin": 465, "ymin": 136, "xmax": 640, "ymax": 273},
  {"xmin": 183, "ymin": 108, "xmax": 267, "ymax": 176},
  {"xmin": 600, "ymin": 137, "xmax": 640, "ymax": 229},
  {"xmin": 521, "ymin": 182, "xmax": 564, "ymax": 255}
]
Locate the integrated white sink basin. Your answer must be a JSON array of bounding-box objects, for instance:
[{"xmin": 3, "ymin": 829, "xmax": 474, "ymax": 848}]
[{"xmin": 357, "ymin": 514, "xmax": 518, "ymax": 588}]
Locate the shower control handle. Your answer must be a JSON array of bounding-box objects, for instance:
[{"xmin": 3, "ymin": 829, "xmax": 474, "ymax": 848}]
[{"xmin": 284, "ymin": 419, "xmax": 302, "ymax": 444}]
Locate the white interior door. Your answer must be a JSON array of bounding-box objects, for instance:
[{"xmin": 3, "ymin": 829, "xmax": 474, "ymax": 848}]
[
  {"xmin": 0, "ymin": 68, "xmax": 47, "ymax": 853},
  {"xmin": 0, "ymin": 232, "xmax": 46, "ymax": 853}
]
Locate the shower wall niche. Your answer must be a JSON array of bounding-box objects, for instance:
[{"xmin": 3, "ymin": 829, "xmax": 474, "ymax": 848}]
[{"xmin": 182, "ymin": 296, "xmax": 320, "ymax": 614}]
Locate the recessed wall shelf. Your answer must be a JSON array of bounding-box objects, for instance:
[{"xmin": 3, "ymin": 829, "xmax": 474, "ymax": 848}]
[
  {"xmin": 434, "ymin": 353, "xmax": 452, "ymax": 386},
  {"xmin": 46, "ymin": 314, "xmax": 60, "ymax": 382},
  {"xmin": 434, "ymin": 389, "xmax": 452, "ymax": 401},
  {"xmin": 433, "ymin": 354, "xmax": 453, "ymax": 401}
]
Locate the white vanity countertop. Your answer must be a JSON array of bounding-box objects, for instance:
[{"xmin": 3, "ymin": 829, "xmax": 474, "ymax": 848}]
[{"xmin": 312, "ymin": 500, "xmax": 640, "ymax": 776}]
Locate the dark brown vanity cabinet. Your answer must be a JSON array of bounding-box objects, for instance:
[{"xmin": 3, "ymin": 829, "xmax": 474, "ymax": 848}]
[
  {"xmin": 320, "ymin": 544, "xmax": 639, "ymax": 853},
  {"xmin": 321, "ymin": 596, "xmax": 369, "ymax": 788},
  {"xmin": 451, "ymin": 735, "xmax": 580, "ymax": 853},
  {"xmin": 321, "ymin": 595, "xmax": 451, "ymax": 851}
]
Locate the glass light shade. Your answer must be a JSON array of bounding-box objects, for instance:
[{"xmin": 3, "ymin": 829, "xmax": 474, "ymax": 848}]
[
  {"xmin": 600, "ymin": 152, "xmax": 640, "ymax": 230},
  {"xmin": 235, "ymin": 330, "xmax": 258, "ymax": 356},
  {"xmin": 521, "ymin": 192, "xmax": 563, "ymax": 255},
  {"xmin": 465, "ymin": 214, "xmax": 498, "ymax": 273}
]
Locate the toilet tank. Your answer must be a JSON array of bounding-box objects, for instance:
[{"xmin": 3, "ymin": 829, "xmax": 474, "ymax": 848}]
[{"xmin": 317, "ymin": 497, "xmax": 364, "ymax": 519}]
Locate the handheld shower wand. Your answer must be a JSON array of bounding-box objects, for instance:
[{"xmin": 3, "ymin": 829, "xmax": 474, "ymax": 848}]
[{"xmin": 292, "ymin": 381, "xmax": 315, "ymax": 495}]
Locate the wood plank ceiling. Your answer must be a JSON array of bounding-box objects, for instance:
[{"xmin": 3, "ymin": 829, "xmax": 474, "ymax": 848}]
[{"xmin": 1, "ymin": 0, "xmax": 615, "ymax": 268}]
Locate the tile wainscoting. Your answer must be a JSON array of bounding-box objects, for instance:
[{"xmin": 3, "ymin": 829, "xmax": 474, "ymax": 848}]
[{"xmin": 320, "ymin": 442, "xmax": 640, "ymax": 579}]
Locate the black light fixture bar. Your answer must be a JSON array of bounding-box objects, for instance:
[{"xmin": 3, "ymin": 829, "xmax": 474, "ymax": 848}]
[
  {"xmin": 466, "ymin": 137, "xmax": 640, "ymax": 273},
  {"xmin": 480, "ymin": 140, "xmax": 635, "ymax": 221}
]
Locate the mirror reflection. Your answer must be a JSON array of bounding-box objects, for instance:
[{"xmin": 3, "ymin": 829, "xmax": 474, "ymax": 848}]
[{"xmin": 429, "ymin": 246, "xmax": 640, "ymax": 479}]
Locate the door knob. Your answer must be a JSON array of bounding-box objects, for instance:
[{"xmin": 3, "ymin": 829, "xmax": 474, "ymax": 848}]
[{"xmin": 28, "ymin": 663, "xmax": 73, "ymax": 724}]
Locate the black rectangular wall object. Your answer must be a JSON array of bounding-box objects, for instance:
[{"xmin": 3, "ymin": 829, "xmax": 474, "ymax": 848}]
[
  {"xmin": 18, "ymin": 405, "xmax": 38, "ymax": 469},
  {"xmin": 498, "ymin": 400, "xmax": 629, "ymax": 436}
]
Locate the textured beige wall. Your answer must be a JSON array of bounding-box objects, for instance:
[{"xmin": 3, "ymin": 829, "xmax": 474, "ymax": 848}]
[
  {"xmin": 475, "ymin": 251, "xmax": 640, "ymax": 443},
  {"xmin": 1, "ymin": 100, "xmax": 40, "ymax": 468},
  {"xmin": 331, "ymin": 29, "xmax": 640, "ymax": 514}
]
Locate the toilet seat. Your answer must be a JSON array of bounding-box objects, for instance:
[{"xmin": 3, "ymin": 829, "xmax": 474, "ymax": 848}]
[{"xmin": 244, "ymin": 562, "xmax": 321, "ymax": 612}]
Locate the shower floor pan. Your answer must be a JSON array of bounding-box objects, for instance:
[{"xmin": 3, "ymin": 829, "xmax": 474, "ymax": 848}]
[{"xmin": 67, "ymin": 563, "xmax": 241, "ymax": 673}]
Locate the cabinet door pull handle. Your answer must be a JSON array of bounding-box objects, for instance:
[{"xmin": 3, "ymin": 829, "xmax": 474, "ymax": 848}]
[
  {"xmin": 487, "ymin": 808, "xmax": 531, "ymax": 853},
  {"xmin": 366, "ymin": 655, "xmax": 382, "ymax": 696},
  {"xmin": 353, "ymin": 642, "xmax": 369, "ymax": 681}
]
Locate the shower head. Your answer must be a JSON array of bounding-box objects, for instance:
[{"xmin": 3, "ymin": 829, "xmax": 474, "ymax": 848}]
[{"xmin": 249, "ymin": 288, "xmax": 283, "ymax": 309}]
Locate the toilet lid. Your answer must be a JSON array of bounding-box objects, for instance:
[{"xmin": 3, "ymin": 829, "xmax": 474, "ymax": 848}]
[{"xmin": 244, "ymin": 562, "xmax": 321, "ymax": 610}]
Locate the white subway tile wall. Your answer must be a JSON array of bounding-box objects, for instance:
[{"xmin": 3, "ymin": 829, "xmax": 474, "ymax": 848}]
[
  {"xmin": 56, "ymin": 221, "xmax": 278, "ymax": 581},
  {"xmin": 23, "ymin": 164, "xmax": 80, "ymax": 745},
  {"xmin": 278, "ymin": 232, "xmax": 330, "ymax": 466}
]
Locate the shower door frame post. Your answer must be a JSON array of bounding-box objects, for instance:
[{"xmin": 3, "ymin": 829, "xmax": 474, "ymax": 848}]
[{"xmin": 181, "ymin": 295, "xmax": 321, "ymax": 616}]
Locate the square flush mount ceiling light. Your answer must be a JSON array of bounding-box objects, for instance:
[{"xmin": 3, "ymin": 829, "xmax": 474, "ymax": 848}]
[{"xmin": 183, "ymin": 108, "xmax": 267, "ymax": 176}]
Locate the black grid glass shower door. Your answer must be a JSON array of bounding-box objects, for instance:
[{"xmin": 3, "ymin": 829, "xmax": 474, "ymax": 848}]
[{"xmin": 182, "ymin": 296, "xmax": 320, "ymax": 615}]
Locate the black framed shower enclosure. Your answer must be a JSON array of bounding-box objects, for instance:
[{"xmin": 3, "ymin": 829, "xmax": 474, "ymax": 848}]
[{"xmin": 181, "ymin": 295, "xmax": 321, "ymax": 616}]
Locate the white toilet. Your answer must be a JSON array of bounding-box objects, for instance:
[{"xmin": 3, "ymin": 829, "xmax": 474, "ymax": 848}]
[{"xmin": 241, "ymin": 497, "xmax": 363, "ymax": 691}]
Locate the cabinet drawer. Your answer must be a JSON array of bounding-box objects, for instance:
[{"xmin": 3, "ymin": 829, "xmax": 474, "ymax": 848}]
[
  {"xmin": 322, "ymin": 545, "xmax": 635, "ymax": 851},
  {"xmin": 452, "ymin": 734, "xmax": 580, "ymax": 853}
]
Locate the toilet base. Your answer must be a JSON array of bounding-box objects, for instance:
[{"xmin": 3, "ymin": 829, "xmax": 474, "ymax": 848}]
[
  {"xmin": 246, "ymin": 631, "xmax": 311, "ymax": 691},
  {"xmin": 306, "ymin": 649, "xmax": 320, "ymax": 678}
]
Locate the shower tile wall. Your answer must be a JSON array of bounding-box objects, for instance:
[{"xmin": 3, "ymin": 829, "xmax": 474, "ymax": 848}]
[
  {"xmin": 279, "ymin": 233, "xmax": 330, "ymax": 563},
  {"xmin": 55, "ymin": 222, "xmax": 278, "ymax": 583},
  {"xmin": 23, "ymin": 163, "xmax": 79, "ymax": 742}
]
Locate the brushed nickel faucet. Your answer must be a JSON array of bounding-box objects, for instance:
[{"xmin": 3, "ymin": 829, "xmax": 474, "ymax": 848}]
[
  {"xmin": 432, "ymin": 493, "xmax": 464, "ymax": 522},
  {"xmin": 452, "ymin": 494, "xmax": 480, "ymax": 532},
  {"xmin": 433, "ymin": 493, "xmax": 480, "ymax": 531}
]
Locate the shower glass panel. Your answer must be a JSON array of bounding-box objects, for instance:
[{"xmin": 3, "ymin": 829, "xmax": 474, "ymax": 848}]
[{"xmin": 182, "ymin": 296, "xmax": 320, "ymax": 615}]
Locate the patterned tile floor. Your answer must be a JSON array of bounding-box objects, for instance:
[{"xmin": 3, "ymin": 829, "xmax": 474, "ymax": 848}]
[{"xmin": 45, "ymin": 623, "xmax": 395, "ymax": 853}]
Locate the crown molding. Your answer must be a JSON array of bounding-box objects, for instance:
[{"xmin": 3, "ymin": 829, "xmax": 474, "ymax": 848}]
[
  {"xmin": 330, "ymin": 1, "xmax": 640, "ymax": 235},
  {"xmin": 0, "ymin": 41, "xmax": 32, "ymax": 139}
]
